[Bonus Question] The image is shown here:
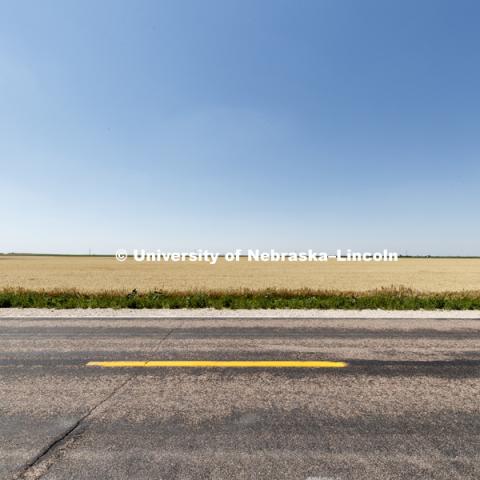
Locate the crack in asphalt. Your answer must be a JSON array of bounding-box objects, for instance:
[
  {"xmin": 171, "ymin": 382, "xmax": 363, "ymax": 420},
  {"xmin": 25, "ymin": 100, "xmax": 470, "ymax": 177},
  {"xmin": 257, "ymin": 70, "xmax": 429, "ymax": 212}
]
[{"xmin": 12, "ymin": 325, "xmax": 180, "ymax": 480}]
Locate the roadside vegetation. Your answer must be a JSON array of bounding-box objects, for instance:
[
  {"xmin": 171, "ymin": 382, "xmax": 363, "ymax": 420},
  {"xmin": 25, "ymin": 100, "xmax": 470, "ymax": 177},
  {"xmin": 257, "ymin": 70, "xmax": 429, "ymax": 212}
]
[{"xmin": 1, "ymin": 287, "xmax": 480, "ymax": 309}]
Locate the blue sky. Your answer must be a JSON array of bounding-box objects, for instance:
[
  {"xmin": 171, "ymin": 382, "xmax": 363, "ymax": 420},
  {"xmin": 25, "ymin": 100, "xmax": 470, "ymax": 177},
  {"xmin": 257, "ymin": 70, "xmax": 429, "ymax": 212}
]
[{"xmin": 1, "ymin": 0, "xmax": 479, "ymax": 255}]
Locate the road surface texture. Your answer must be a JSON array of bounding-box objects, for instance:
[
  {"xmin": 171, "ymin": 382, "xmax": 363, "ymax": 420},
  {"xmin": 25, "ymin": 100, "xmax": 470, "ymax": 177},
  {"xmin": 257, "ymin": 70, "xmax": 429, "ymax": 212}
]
[{"xmin": 0, "ymin": 312, "xmax": 479, "ymax": 480}]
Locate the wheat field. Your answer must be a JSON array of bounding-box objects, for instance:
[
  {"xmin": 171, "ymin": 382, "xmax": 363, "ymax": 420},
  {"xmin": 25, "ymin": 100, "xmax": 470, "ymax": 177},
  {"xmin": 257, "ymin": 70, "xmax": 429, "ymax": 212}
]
[{"xmin": 1, "ymin": 255, "xmax": 479, "ymax": 293}]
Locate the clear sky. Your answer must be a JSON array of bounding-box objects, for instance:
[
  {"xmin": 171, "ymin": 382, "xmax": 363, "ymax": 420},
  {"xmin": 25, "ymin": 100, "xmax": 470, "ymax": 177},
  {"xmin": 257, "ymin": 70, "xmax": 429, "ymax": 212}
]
[{"xmin": 1, "ymin": 0, "xmax": 479, "ymax": 255}]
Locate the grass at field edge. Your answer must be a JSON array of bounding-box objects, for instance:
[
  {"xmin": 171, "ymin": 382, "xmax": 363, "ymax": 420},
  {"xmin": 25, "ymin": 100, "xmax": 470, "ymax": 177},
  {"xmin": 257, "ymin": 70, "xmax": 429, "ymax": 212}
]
[{"xmin": 1, "ymin": 288, "xmax": 480, "ymax": 309}]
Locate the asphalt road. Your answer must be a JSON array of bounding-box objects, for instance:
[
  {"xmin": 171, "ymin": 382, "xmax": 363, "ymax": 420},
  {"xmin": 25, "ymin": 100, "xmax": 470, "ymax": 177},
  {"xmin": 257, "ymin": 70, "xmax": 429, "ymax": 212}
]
[{"xmin": 1, "ymin": 315, "xmax": 479, "ymax": 480}]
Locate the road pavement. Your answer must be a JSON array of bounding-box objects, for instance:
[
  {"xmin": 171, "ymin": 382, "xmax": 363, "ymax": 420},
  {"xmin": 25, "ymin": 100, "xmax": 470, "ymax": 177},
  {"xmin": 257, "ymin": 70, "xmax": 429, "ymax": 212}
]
[{"xmin": 0, "ymin": 314, "xmax": 479, "ymax": 480}]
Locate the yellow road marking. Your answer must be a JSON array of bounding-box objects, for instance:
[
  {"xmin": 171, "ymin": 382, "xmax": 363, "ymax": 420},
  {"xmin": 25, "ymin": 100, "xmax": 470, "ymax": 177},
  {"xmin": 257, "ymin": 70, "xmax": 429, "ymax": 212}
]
[{"xmin": 86, "ymin": 360, "xmax": 347, "ymax": 368}]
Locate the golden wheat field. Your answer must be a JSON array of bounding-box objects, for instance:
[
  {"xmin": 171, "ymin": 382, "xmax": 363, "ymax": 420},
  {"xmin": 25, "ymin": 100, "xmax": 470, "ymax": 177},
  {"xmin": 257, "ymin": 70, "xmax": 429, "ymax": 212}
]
[{"xmin": 1, "ymin": 255, "xmax": 480, "ymax": 293}]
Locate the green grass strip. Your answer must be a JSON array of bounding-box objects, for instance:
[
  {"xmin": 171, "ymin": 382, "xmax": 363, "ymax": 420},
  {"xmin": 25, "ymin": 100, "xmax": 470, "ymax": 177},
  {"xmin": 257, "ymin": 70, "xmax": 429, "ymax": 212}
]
[{"xmin": 1, "ymin": 287, "xmax": 480, "ymax": 309}]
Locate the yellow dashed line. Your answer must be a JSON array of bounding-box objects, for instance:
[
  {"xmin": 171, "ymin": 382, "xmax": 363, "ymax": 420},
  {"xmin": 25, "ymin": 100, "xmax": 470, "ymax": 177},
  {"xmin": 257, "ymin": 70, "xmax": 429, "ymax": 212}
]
[{"xmin": 87, "ymin": 360, "xmax": 348, "ymax": 368}]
